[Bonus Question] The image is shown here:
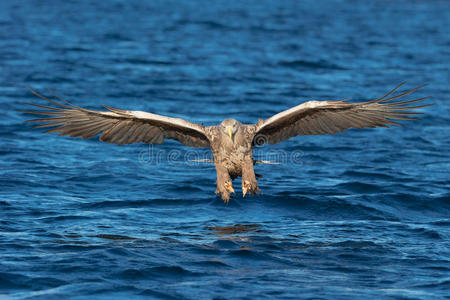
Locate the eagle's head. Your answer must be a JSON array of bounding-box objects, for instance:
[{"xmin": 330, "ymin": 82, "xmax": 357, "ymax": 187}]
[{"xmin": 220, "ymin": 119, "xmax": 240, "ymax": 139}]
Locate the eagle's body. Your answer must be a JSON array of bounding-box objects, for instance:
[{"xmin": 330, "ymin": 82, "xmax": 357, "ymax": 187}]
[
  {"xmin": 206, "ymin": 121, "xmax": 258, "ymax": 201},
  {"xmin": 25, "ymin": 83, "xmax": 429, "ymax": 203}
]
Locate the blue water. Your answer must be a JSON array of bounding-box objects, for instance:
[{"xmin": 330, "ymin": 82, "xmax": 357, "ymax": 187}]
[{"xmin": 1, "ymin": 1, "xmax": 449, "ymax": 299}]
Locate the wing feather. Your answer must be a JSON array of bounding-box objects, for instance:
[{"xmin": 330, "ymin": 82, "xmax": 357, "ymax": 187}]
[
  {"xmin": 24, "ymin": 89, "xmax": 210, "ymax": 148},
  {"xmin": 255, "ymin": 84, "xmax": 430, "ymax": 145},
  {"xmin": 306, "ymin": 117, "xmax": 323, "ymax": 134},
  {"xmin": 124, "ymin": 123, "xmax": 142, "ymax": 144}
]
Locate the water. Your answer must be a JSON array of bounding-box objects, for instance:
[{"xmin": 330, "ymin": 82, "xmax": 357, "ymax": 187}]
[{"xmin": 1, "ymin": 0, "xmax": 449, "ymax": 299}]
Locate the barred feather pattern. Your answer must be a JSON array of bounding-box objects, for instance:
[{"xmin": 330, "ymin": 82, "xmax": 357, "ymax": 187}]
[
  {"xmin": 24, "ymin": 89, "xmax": 210, "ymax": 148},
  {"xmin": 255, "ymin": 83, "xmax": 430, "ymax": 145}
]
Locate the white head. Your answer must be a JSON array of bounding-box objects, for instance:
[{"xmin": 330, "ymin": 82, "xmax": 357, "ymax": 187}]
[{"xmin": 220, "ymin": 119, "xmax": 240, "ymax": 139}]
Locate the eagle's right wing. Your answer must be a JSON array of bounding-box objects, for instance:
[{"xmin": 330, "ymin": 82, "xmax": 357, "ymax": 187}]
[{"xmin": 24, "ymin": 89, "xmax": 210, "ymax": 148}]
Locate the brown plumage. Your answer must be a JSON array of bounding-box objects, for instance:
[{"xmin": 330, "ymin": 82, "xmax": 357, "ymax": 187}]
[{"xmin": 24, "ymin": 83, "xmax": 430, "ymax": 203}]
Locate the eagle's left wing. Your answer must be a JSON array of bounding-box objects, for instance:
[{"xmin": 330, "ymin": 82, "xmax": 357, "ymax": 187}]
[{"xmin": 254, "ymin": 83, "xmax": 430, "ymax": 145}]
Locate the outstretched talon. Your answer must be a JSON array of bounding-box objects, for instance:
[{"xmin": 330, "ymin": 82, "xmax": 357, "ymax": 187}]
[
  {"xmin": 216, "ymin": 181, "xmax": 234, "ymax": 204},
  {"xmin": 221, "ymin": 191, "xmax": 230, "ymax": 204},
  {"xmin": 242, "ymin": 180, "xmax": 259, "ymax": 197},
  {"xmin": 224, "ymin": 181, "xmax": 235, "ymax": 194},
  {"xmin": 215, "ymin": 187, "xmax": 231, "ymax": 204}
]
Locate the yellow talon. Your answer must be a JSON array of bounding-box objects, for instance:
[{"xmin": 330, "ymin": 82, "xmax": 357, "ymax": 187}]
[
  {"xmin": 242, "ymin": 180, "xmax": 250, "ymax": 197},
  {"xmin": 224, "ymin": 181, "xmax": 235, "ymax": 193}
]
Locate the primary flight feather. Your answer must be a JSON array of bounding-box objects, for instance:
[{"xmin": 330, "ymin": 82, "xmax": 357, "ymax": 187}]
[{"xmin": 25, "ymin": 83, "xmax": 430, "ymax": 203}]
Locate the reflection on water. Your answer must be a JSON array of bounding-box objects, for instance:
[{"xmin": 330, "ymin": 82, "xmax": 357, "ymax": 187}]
[{"xmin": 87, "ymin": 234, "xmax": 136, "ymax": 240}]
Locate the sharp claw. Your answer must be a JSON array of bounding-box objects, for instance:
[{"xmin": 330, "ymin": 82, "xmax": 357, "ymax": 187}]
[
  {"xmin": 225, "ymin": 181, "xmax": 235, "ymax": 194},
  {"xmin": 222, "ymin": 194, "xmax": 230, "ymax": 204},
  {"xmin": 242, "ymin": 180, "xmax": 249, "ymax": 197}
]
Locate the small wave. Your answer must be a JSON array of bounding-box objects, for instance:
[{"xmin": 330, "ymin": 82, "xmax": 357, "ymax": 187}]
[
  {"xmin": 103, "ymin": 32, "xmax": 134, "ymax": 41},
  {"xmin": 407, "ymin": 227, "xmax": 442, "ymax": 239},
  {"xmin": 62, "ymin": 46, "xmax": 91, "ymax": 52},
  {"xmin": 142, "ymin": 266, "xmax": 199, "ymax": 277},
  {"xmin": 429, "ymin": 219, "xmax": 450, "ymax": 226},
  {"xmin": 138, "ymin": 288, "xmax": 180, "ymax": 299},
  {"xmin": 212, "ymin": 239, "xmax": 240, "ymax": 249},
  {"xmin": 228, "ymin": 249, "xmax": 271, "ymax": 260},
  {"xmin": 278, "ymin": 59, "xmax": 347, "ymax": 70},
  {"xmin": 167, "ymin": 185, "xmax": 204, "ymax": 193},
  {"xmin": 87, "ymin": 234, "xmax": 136, "ymax": 240},
  {"xmin": 262, "ymin": 194, "xmax": 396, "ymax": 221},
  {"xmin": 421, "ymin": 266, "xmax": 450, "ymax": 272},
  {"xmin": 191, "ymin": 260, "xmax": 230, "ymax": 268},
  {"xmin": 329, "ymin": 240, "xmax": 386, "ymax": 249},
  {"xmin": 38, "ymin": 215, "xmax": 92, "ymax": 223},
  {"xmin": 123, "ymin": 58, "xmax": 174, "ymax": 66},
  {"xmin": 413, "ymin": 279, "xmax": 450, "ymax": 289},
  {"xmin": 266, "ymin": 195, "xmax": 315, "ymax": 208},
  {"xmin": 336, "ymin": 181, "xmax": 384, "ymax": 194},
  {"xmin": 77, "ymin": 198, "xmax": 207, "ymax": 209},
  {"xmin": 0, "ymin": 272, "xmax": 29, "ymax": 289},
  {"xmin": 341, "ymin": 170, "xmax": 395, "ymax": 181},
  {"xmin": 0, "ymin": 272, "xmax": 68, "ymax": 290},
  {"xmin": 192, "ymin": 20, "xmax": 234, "ymax": 30},
  {"xmin": 118, "ymin": 268, "xmax": 149, "ymax": 279},
  {"xmin": 322, "ymin": 266, "xmax": 368, "ymax": 274},
  {"xmin": 385, "ymin": 193, "xmax": 450, "ymax": 213}
]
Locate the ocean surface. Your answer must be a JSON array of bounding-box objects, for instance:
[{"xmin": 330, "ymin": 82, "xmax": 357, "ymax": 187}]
[{"xmin": 1, "ymin": 0, "xmax": 449, "ymax": 299}]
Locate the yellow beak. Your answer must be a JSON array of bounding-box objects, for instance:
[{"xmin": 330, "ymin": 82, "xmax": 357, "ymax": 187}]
[{"xmin": 227, "ymin": 127, "xmax": 233, "ymax": 139}]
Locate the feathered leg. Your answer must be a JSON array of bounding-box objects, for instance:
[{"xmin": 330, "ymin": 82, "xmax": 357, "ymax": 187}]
[
  {"xmin": 214, "ymin": 163, "xmax": 234, "ymax": 203},
  {"xmin": 242, "ymin": 158, "xmax": 260, "ymax": 196}
]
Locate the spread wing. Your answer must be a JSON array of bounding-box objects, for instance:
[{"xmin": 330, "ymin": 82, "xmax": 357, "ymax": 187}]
[
  {"xmin": 24, "ymin": 89, "xmax": 210, "ymax": 148},
  {"xmin": 254, "ymin": 83, "xmax": 430, "ymax": 145}
]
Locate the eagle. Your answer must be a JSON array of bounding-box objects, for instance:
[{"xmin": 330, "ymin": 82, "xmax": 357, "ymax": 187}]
[{"xmin": 25, "ymin": 83, "xmax": 429, "ymax": 203}]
